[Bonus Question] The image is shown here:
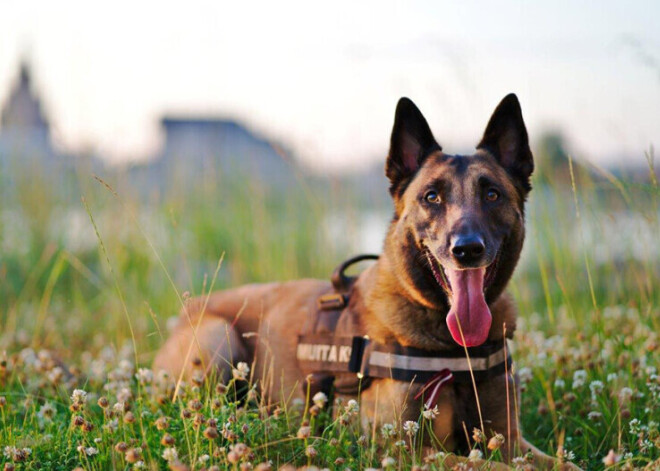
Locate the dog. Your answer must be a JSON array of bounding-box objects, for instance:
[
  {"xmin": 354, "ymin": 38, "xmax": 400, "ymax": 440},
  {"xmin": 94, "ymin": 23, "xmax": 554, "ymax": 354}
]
[{"xmin": 154, "ymin": 94, "xmax": 578, "ymax": 470}]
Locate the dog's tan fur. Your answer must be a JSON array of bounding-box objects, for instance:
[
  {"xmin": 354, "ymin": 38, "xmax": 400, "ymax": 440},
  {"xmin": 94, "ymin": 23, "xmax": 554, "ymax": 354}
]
[{"xmin": 154, "ymin": 95, "xmax": 579, "ymax": 470}]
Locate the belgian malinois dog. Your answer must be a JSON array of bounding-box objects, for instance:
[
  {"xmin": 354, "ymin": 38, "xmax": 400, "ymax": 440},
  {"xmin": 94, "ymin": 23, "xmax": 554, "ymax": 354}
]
[{"xmin": 155, "ymin": 94, "xmax": 578, "ymax": 470}]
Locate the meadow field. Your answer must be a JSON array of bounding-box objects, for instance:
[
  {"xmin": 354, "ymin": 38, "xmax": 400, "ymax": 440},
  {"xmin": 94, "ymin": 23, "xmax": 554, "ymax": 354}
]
[{"xmin": 0, "ymin": 154, "xmax": 659, "ymax": 470}]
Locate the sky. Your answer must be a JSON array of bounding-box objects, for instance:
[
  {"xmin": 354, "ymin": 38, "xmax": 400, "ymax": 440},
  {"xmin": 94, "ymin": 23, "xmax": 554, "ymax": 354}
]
[{"xmin": 1, "ymin": 0, "xmax": 659, "ymax": 172}]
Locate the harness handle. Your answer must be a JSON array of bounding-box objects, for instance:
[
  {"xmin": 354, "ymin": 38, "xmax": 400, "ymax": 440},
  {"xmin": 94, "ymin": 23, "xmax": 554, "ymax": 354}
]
[{"xmin": 331, "ymin": 254, "xmax": 379, "ymax": 292}]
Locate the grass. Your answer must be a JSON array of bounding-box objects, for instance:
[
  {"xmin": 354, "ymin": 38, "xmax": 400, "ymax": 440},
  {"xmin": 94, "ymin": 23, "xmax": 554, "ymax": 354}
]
[{"xmin": 0, "ymin": 154, "xmax": 659, "ymax": 470}]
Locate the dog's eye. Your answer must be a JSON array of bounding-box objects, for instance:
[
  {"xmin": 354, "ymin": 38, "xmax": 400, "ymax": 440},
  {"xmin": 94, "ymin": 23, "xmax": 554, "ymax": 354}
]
[
  {"xmin": 485, "ymin": 188, "xmax": 500, "ymax": 202},
  {"xmin": 424, "ymin": 191, "xmax": 441, "ymax": 204}
]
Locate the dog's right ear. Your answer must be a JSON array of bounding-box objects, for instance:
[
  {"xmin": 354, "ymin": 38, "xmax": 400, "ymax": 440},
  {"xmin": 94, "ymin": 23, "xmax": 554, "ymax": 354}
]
[{"xmin": 386, "ymin": 98, "xmax": 441, "ymax": 196}]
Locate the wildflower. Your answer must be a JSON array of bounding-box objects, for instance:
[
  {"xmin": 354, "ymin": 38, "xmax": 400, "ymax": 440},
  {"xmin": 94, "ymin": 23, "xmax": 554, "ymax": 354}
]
[
  {"xmin": 232, "ymin": 443, "xmax": 249, "ymax": 458},
  {"xmin": 556, "ymin": 446, "xmax": 575, "ymax": 462},
  {"xmin": 155, "ymin": 416, "xmax": 170, "ymax": 430},
  {"xmin": 422, "ymin": 404, "xmax": 438, "ymax": 420},
  {"xmin": 588, "ymin": 411, "xmax": 603, "ymax": 421},
  {"xmin": 589, "ymin": 380, "xmax": 604, "ymax": 397},
  {"xmin": 472, "ymin": 428, "xmax": 486, "ymax": 443},
  {"xmin": 232, "ymin": 362, "xmax": 250, "ymax": 381},
  {"xmin": 71, "ymin": 389, "xmax": 88, "ymax": 404},
  {"xmin": 203, "ymin": 426, "xmax": 219, "ymax": 440},
  {"xmin": 47, "ymin": 367, "xmax": 65, "ymax": 384},
  {"xmin": 162, "ymin": 447, "xmax": 178, "ymax": 462},
  {"xmin": 467, "ymin": 449, "xmax": 483, "ymax": 462},
  {"xmin": 381, "ymin": 456, "xmax": 396, "ymax": 467},
  {"xmin": 607, "ymin": 373, "xmax": 618, "ymax": 382},
  {"xmin": 255, "ymin": 461, "xmax": 273, "ymax": 471},
  {"xmin": 345, "ymin": 399, "xmax": 359, "ymax": 415},
  {"xmin": 394, "ymin": 440, "xmax": 406, "ymax": 447},
  {"xmin": 305, "ymin": 446, "xmax": 317, "ymax": 458},
  {"xmin": 103, "ymin": 419, "xmax": 119, "ymax": 432},
  {"xmin": 297, "ymin": 425, "xmax": 311, "ymax": 439},
  {"xmin": 312, "ymin": 391, "xmax": 328, "ymax": 408},
  {"xmin": 135, "ymin": 368, "xmax": 154, "ymax": 385},
  {"xmin": 117, "ymin": 387, "xmax": 132, "ymax": 403},
  {"xmin": 572, "ymin": 370, "xmax": 587, "ymax": 389},
  {"xmin": 619, "ymin": 387, "xmax": 634, "ymax": 403},
  {"xmin": 488, "ymin": 433, "xmax": 505, "ymax": 451},
  {"xmin": 4, "ymin": 447, "xmax": 31, "ymax": 462},
  {"xmin": 0, "ymin": 396, "xmax": 6, "ymax": 407},
  {"xmin": 518, "ymin": 367, "xmax": 533, "ymax": 384},
  {"xmin": 97, "ymin": 397, "xmax": 109, "ymax": 408},
  {"xmin": 198, "ymin": 454, "xmax": 210, "ymax": 465},
  {"xmin": 381, "ymin": 423, "xmax": 396, "ymax": 438},
  {"xmin": 123, "ymin": 411, "xmax": 136, "ymax": 424},
  {"xmin": 554, "ymin": 378, "xmax": 566, "ymax": 389},
  {"xmin": 125, "ymin": 448, "xmax": 142, "ymax": 464},
  {"xmin": 161, "ymin": 434, "xmax": 175, "ymax": 446},
  {"xmin": 77, "ymin": 446, "xmax": 99, "ymax": 456},
  {"xmin": 38, "ymin": 402, "xmax": 56, "ymax": 422},
  {"xmin": 403, "ymin": 420, "xmax": 419, "ymax": 436},
  {"xmin": 114, "ymin": 441, "xmax": 128, "ymax": 453}
]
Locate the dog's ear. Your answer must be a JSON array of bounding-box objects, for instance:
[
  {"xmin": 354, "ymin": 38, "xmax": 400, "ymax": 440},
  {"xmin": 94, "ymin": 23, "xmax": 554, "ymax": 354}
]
[
  {"xmin": 477, "ymin": 94, "xmax": 534, "ymax": 193},
  {"xmin": 386, "ymin": 98, "xmax": 441, "ymax": 195}
]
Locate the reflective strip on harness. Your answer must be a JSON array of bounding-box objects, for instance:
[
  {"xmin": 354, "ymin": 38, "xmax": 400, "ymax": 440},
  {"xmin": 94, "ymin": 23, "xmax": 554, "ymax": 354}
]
[{"xmin": 297, "ymin": 334, "xmax": 511, "ymax": 384}]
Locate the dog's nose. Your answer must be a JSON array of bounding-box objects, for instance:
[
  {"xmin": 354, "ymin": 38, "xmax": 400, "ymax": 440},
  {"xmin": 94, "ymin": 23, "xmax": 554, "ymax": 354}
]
[{"xmin": 451, "ymin": 235, "xmax": 486, "ymax": 264}]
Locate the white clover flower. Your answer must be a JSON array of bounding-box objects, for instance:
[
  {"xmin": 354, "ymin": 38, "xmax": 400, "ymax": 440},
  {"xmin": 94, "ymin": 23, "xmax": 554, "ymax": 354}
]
[
  {"xmin": 133, "ymin": 460, "xmax": 146, "ymax": 469},
  {"xmin": 113, "ymin": 402, "xmax": 126, "ymax": 413},
  {"xmin": 103, "ymin": 419, "xmax": 119, "ymax": 432},
  {"xmin": 518, "ymin": 367, "xmax": 533, "ymax": 384},
  {"xmin": 381, "ymin": 423, "xmax": 396, "ymax": 438},
  {"xmin": 619, "ymin": 387, "xmax": 634, "ymax": 403},
  {"xmin": 602, "ymin": 449, "xmax": 621, "ymax": 466},
  {"xmin": 554, "ymin": 378, "xmax": 566, "ymax": 389},
  {"xmin": 607, "ymin": 373, "xmax": 618, "ymax": 382},
  {"xmin": 162, "ymin": 447, "xmax": 178, "ymax": 462},
  {"xmin": 232, "ymin": 362, "xmax": 250, "ymax": 381},
  {"xmin": 71, "ymin": 389, "xmax": 88, "ymax": 404},
  {"xmin": 77, "ymin": 445, "xmax": 98, "ymax": 456},
  {"xmin": 572, "ymin": 370, "xmax": 587, "ymax": 389},
  {"xmin": 135, "ymin": 368, "xmax": 154, "ymax": 385},
  {"xmin": 345, "ymin": 399, "xmax": 359, "ymax": 415},
  {"xmin": 117, "ymin": 388, "xmax": 132, "ymax": 403},
  {"xmin": 394, "ymin": 440, "xmax": 406, "ymax": 447},
  {"xmin": 588, "ymin": 411, "xmax": 603, "ymax": 420},
  {"xmin": 403, "ymin": 420, "xmax": 419, "ymax": 436},
  {"xmin": 198, "ymin": 454, "xmax": 210, "ymax": 464},
  {"xmin": 589, "ymin": 380, "xmax": 604, "ymax": 396},
  {"xmin": 312, "ymin": 392, "xmax": 328, "ymax": 409},
  {"xmin": 3, "ymin": 446, "xmax": 16, "ymax": 459},
  {"xmin": 467, "ymin": 449, "xmax": 483, "ymax": 462},
  {"xmin": 38, "ymin": 402, "xmax": 56, "ymax": 421},
  {"xmin": 422, "ymin": 405, "xmax": 438, "ymax": 420},
  {"xmin": 381, "ymin": 456, "xmax": 396, "ymax": 467}
]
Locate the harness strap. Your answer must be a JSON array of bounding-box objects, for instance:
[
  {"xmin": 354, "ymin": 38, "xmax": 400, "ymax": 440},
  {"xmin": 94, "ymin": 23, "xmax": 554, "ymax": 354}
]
[{"xmin": 297, "ymin": 334, "xmax": 511, "ymax": 385}]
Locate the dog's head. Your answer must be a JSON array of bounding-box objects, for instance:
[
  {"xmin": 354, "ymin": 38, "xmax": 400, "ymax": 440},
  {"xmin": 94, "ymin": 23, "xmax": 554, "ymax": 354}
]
[{"xmin": 384, "ymin": 94, "xmax": 533, "ymax": 347}]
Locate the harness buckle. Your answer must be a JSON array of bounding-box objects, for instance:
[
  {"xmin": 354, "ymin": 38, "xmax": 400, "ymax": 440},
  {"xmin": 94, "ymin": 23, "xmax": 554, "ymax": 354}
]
[{"xmin": 317, "ymin": 293, "xmax": 347, "ymax": 311}]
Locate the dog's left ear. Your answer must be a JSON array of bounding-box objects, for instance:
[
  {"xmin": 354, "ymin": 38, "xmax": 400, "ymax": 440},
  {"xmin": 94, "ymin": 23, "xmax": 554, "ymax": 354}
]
[
  {"xmin": 478, "ymin": 94, "xmax": 534, "ymax": 193},
  {"xmin": 386, "ymin": 98, "xmax": 441, "ymax": 195}
]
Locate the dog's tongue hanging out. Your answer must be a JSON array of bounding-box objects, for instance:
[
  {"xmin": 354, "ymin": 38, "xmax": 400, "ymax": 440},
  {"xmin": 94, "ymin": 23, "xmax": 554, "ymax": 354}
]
[{"xmin": 445, "ymin": 268, "xmax": 492, "ymax": 347}]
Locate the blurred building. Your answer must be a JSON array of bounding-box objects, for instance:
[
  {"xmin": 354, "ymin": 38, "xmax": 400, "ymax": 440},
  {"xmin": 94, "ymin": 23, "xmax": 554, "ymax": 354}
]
[
  {"xmin": 129, "ymin": 114, "xmax": 294, "ymax": 196},
  {"xmin": 0, "ymin": 61, "xmax": 56, "ymax": 171}
]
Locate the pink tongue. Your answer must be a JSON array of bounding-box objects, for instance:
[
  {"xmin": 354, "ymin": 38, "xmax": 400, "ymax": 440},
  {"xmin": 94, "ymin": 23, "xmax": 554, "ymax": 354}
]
[{"xmin": 445, "ymin": 268, "xmax": 492, "ymax": 347}]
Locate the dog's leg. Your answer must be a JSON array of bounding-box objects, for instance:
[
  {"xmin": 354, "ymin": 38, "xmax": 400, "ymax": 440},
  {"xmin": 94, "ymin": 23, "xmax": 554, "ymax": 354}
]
[{"xmin": 153, "ymin": 312, "xmax": 248, "ymax": 383}]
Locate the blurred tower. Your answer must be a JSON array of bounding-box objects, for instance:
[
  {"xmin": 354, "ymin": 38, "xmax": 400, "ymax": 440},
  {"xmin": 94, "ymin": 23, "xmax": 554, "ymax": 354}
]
[{"xmin": 0, "ymin": 60, "xmax": 54, "ymax": 168}]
